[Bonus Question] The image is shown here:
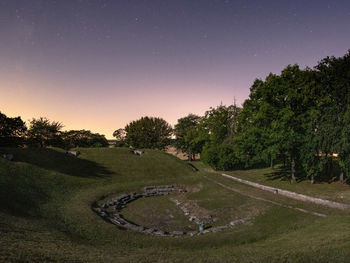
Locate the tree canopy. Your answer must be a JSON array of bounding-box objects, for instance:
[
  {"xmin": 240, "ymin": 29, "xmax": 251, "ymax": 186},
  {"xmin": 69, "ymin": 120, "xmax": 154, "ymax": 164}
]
[
  {"xmin": 27, "ymin": 117, "xmax": 63, "ymax": 148},
  {"xmin": 197, "ymin": 51, "xmax": 350, "ymax": 184},
  {"xmin": 174, "ymin": 114, "xmax": 203, "ymax": 161},
  {"xmin": 61, "ymin": 130, "xmax": 109, "ymax": 149},
  {"xmin": 112, "ymin": 128, "xmax": 127, "ymax": 147},
  {"xmin": 124, "ymin": 116, "xmax": 172, "ymax": 149},
  {"xmin": 0, "ymin": 112, "xmax": 27, "ymax": 147},
  {"xmin": 198, "ymin": 104, "xmax": 242, "ymax": 170}
]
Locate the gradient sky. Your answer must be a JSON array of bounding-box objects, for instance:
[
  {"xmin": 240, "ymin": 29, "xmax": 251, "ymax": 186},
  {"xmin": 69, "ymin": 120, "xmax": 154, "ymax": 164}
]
[{"xmin": 1, "ymin": 0, "xmax": 350, "ymax": 138}]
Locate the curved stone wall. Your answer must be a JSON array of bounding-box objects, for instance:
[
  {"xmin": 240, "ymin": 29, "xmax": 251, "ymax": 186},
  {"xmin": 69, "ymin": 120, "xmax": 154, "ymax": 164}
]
[{"xmin": 92, "ymin": 185, "xmax": 247, "ymax": 237}]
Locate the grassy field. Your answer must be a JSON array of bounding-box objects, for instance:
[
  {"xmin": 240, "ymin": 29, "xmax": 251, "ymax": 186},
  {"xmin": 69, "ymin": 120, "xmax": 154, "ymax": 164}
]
[
  {"xmin": 220, "ymin": 166, "xmax": 350, "ymax": 204},
  {"xmin": 1, "ymin": 147, "xmax": 350, "ymax": 262}
]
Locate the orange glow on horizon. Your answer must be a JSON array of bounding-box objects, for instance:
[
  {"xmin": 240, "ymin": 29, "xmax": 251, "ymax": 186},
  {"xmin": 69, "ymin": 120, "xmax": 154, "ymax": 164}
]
[{"xmin": 1, "ymin": 73, "xmax": 246, "ymax": 139}]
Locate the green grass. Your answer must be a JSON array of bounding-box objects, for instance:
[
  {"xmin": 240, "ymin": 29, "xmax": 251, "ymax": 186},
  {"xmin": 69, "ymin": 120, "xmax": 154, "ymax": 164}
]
[
  {"xmin": 0, "ymin": 147, "xmax": 350, "ymax": 262},
  {"xmin": 221, "ymin": 166, "xmax": 350, "ymax": 203},
  {"xmin": 122, "ymin": 195, "xmax": 198, "ymax": 232}
]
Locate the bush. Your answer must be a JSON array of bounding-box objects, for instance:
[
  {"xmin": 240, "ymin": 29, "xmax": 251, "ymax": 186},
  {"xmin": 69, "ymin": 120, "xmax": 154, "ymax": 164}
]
[
  {"xmin": 201, "ymin": 144, "xmax": 243, "ymax": 170},
  {"xmin": 114, "ymin": 141, "xmax": 127, "ymax": 147}
]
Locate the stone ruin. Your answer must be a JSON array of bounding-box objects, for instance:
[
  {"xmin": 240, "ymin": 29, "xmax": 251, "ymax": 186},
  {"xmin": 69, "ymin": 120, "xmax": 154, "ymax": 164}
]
[
  {"xmin": 2, "ymin": 153, "xmax": 14, "ymax": 161},
  {"xmin": 66, "ymin": 151, "xmax": 80, "ymax": 157},
  {"xmin": 92, "ymin": 185, "xmax": 249, "ymax": 237},
  {"xmin": 222, "ymin": 173, "xmax": 350, "ymax": 210},
  {"xmin": 169, "ymin": 197, "xmax": 249, "ymax": 234},
  {"xmin": 133, "ymin": 150, "xmax": 144, "ymax": 156}
]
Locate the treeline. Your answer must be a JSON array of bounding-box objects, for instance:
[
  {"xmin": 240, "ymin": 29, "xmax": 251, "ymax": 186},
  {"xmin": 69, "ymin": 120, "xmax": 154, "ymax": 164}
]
[
  {"xmin": 3, "ymin": 51, "xmax": 349, "ymax": 182},
  {"xmin": 113, "ymin": 51, "xmax": 350, "ymax": 183},
  {"xmin": 232, "ymin": 51, "xmax": 350, "ymax": 183},
  {"xmin": 200, "ymin": 51, "xmax": 350, "ymax": 183},
  {"xmin": 0, "ymin": 114, "xmax": 108, "ymax": 149}
]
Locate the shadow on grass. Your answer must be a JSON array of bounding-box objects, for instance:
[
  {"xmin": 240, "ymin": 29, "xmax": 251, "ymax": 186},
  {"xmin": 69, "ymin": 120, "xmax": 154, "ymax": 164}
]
[
  {"xmin": 0, "ymin": 179, "xmax": 50, "ymax": 217},
  {"xmin": 187, "ymin": 162, "xmax": 199, "ymax": 172},
  {"xmin": 264, "ymin": 166, "xmax": 305, "ymax": 183},
  {"xmin": 9, "ymin": 147, "xmax": 114, "ymax": 178},
  {"xmin": 264, "ymin": 166, "xmax": 345, "ymax": 184},
  {"xmin": 0, "ymin": 147, "xmax": 114, "ymax": 217}
]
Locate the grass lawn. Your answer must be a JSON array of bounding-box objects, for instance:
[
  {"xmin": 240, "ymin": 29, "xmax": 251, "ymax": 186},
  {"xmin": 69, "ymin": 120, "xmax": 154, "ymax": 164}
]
[
  {"xmin": 122, "ymin": 195, "xmax": 199, "ymax": 232},
  {"xmin": 1, "ymin": 147, "xmax": 350, "ymax": 262},
  {"xmin": 217, "ymin": 165, "xmax": 350, "ymax": 204}
]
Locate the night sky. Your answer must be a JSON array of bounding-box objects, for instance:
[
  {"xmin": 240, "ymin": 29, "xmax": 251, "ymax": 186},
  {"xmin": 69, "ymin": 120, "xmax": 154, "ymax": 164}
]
[{"xmin": 1, "ymin": 0, "xmax": 350, "ymax": 138}]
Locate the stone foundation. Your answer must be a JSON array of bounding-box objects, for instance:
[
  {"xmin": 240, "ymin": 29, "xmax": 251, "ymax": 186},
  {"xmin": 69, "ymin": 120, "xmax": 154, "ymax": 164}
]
[{"xmin": 92, "ymin": 185, "xmax": 248, "ymax": 237}]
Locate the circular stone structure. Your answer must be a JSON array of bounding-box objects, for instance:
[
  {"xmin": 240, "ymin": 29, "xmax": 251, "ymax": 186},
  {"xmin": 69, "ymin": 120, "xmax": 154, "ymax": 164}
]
[{"xmin": 92, "ymin": 185, "xmax": 248, "ymax": 237}]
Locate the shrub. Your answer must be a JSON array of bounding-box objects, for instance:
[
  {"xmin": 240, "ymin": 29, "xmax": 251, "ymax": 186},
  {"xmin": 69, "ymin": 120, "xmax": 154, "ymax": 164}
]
[{"xmin": 201, "ymin": 144, "xmax": 243, "ymax": 171}]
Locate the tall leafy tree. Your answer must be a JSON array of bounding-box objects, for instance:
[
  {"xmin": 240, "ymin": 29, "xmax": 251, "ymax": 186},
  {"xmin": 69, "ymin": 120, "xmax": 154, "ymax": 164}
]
[
  {"xmin": 237, "ymin": 77, "xmax": 278, "ymax": 168},
  {"xmin": 0, "ymin": 111, "xmax": 27, "ymax": 147},
  {"xmin": 199, "ymin": 104, "xmax": 242, "ymax": 169},
  {"xmin": 174, "ymin": 114, "xmax": 203, "ymax": 161},
  {"xmin": 201, "ymin": 104, "xmax": 241, "ymax": 146},
  {"xmin": 273, "ymin": 65, "xmax": 308, "ymax": 182},
  {"xmin": 124, "ymin": 116, "xmax": 172, "ymax": 149},
  {"xmin": 236, "ymin": 66, "xmax": 310, "ymax": 181},
  {"xmin": 113, "ymin": 128, "xmax": 127, "ymax": 147},
  {"xmin": 315, "ymin": 51, "xmax": 350, "ymax": 182},
  {"xmin": 298, "ymin": 70, "xmax": 325, "ymax": 184},
  {"xmin": 27, "ymin": 117, "xmax": 63, "ymax": 148},
  {"xmin": 113, "ymin": 128, "xmax": 126, "ymax": 141}
]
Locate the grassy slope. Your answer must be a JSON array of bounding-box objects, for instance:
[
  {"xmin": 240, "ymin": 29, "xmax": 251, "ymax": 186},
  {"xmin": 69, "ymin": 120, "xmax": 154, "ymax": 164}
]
[
  {"xmin": 0, "ymin": 147, "xmax": 349, "ymax": 262},
  {"xmin": 219, "ymin": 165, "xmax": 350, "ymax": 203}
]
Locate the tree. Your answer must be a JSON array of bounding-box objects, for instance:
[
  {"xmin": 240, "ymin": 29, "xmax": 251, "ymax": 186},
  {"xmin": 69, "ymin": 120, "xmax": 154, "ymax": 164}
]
[
  {"xmin": 113, "ymin": 128, "xmax": 126, "ymax": 147},
  {"xmin": 195, "ymin": 51, "xmax": 350, "ymax": 183},
  {"xmin": 272, "ymin": 66, "xmax": 309, "ymax": 182},
  {"xmin": 198, "ymin": 104, "xmax": 242, "ymax": 168},
  {"xmin": 124, "ymin": 116, "xmax": 172, "ymax": 149},
  {"xmin": 0, "ymin": 111, "xmax": 27, "ymax": 147},
  {"xmin": 61, "ymin": 130, "xmax": 109, "ymax": 149},
  {"xmin": 236, "ymin": 78, "xmax": 274, "ymax": 168},
  {"xmin": 200, "ymin": 104, "xmax": 241, "ymax": 146},
  {"xmin": 27, "ymin": 117, "xmax": 63, "ymax": 148},
  {"xmin": 174, "ymin": 114, "xmax": 203, "ymax": 161},
  {"xmin": 236, "ymin": 66, "xmax": 310, "ymax": 182},
  {"xmin": 314, "ymin": 51, "xmax": 350, "ymax": 182}
]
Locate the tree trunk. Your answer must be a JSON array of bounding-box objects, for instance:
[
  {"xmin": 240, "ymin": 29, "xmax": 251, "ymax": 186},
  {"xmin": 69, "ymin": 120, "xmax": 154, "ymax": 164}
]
[
  {"xmin": 192, "ymin": 153, "xmax": 196, "ymax": 161},
  {"xmin": 325, "ymin": 152, "xmax": 330, "ymax": 176},
  {"xmin": 270, "ymin": 157, "xmax": 274, "ymax": 169},
  {"xmin": 340, "ymin": 169, "xmax": 344, "ymax": 183},
  {"xmin": 291, "ymin": 158, "xmax": 296, "ymax": 183},
  {"xmin": 310, "ymin": 174, "xmax": 314, "ymax": 184},
  {"xmin": 188, "ymin": 149, "xmax": 192, "ymax": 162}
]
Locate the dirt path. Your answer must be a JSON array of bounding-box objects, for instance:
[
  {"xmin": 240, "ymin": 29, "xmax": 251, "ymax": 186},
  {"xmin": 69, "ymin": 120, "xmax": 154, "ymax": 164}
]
[{"xmin": 201, "ymin": 174, "xmax": 327, "ymax": 217}]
